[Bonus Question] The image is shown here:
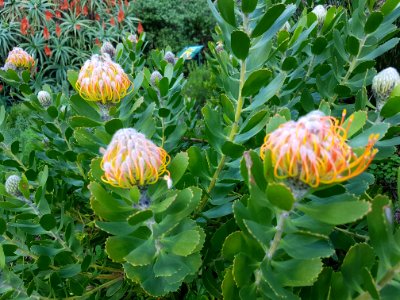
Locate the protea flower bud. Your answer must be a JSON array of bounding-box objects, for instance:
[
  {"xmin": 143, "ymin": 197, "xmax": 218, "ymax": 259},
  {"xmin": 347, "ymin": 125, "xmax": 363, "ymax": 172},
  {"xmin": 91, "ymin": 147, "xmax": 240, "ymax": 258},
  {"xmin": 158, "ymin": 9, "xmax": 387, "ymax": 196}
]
[
  {"xmin": 76, "ymin": 54, "xmax": 131, "ymax": 104},
  {"xmin": 5, "ymin": 175, "xmax": 21, "ymax": 196},
  {"xmin": 150, "ymin": 71, "xmax": 163, "ymax": 86},
  {"xmin": 372, "ymin": 67, "xmax": 400, "ymax": 110},
  {"xmin": 312, "ymin": 5, "xmax": 327, "ymax": 24},
  {"xmin": 164, "ymin": 51, "xmax": 176, "ymax": 64},
  {"xmin": 216, "ymin": 41, "xmax": 224, "ymax": 53},
  {"xmin": 281, "ymin": 21, "xmax": 291, "ymax": 32},
  {"xmin": 260, "ymin": 110, "xmax": 379, "ymax": 188},
  {"xmin": 128, "ymin": 33, "xmax": 138, "ymax": 43},
  {"xmin": 4, "ymin": 47, "xmax": 35, "ymax": 71},
  {"xmin": 37, "ymin": 91, "xmax": 52, "ymax": 107},
  {"xmin": 101, "ymin": 128, "xmax": 170, "ymax": 188},
  {"xmin": 101, "ymin": 41, "xmax": 116, "ymax": 59}
]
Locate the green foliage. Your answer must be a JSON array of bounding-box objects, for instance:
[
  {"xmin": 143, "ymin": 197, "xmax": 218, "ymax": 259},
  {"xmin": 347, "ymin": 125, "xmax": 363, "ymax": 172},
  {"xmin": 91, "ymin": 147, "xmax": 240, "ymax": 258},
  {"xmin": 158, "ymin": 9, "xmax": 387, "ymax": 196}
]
[
  {"xmin": 132, "ymin": 0, "xmax": 214, "ymax": 51},
  {"xmin": 0, "ymin": 0, "xmax": 400, "ymax": 299}
]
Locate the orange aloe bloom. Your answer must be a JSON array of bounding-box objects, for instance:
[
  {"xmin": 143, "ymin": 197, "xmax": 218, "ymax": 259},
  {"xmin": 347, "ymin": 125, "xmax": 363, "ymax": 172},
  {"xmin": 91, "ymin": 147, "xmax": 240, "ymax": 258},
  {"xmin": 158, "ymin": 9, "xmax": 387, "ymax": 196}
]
[
  {"xmin": 5, "ymin": 47, "xmax": 35, "ymax": 71},
  {"xmin": 118, "ymin": 7, "xmax": 125, "ymax": 23},
  {"xmin": 101, "ymin": 128, "xmax": 170, "ymax": 188},
  {"xmin": 75, "ymin": 54, "xmax": 132, "ymax": 103},
  {"xmin": 44, "ymin": 45, "xmax": 52, "ymax": 57},
  {"xmin": 260, "ymin": 111, "xmax": 379, "ymax": 188},
  {"xmin": 45, "ymin": 11, "xmax": 53, "ymax": 21},
  {"xmin": 137, "ymin": 21, "xmax": 143, "ymax": 34},
  {"xmin": 110, "ymin": 17, "xmax": 115, "ymax": 26},
  {"xmin": 20, "ymin": 17, "xmax": 29, "ymax": 35},
  {"xmin": 83, "ymin": 5, "xmax": 88, "ymax": 16}
]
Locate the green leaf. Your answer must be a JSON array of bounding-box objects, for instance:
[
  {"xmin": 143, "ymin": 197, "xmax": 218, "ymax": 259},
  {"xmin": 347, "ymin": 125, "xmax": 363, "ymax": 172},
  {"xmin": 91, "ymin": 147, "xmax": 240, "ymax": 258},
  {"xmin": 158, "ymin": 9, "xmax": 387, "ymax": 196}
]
[
  {"xmin": 365, "ymin": 12, "xmax": 383, "ymax": 34},
  {"xmin": 217, "ymin": 0, "xmax": 236, "ymax": 26},
  {"xmin": 0, "ymin": 245, "xmax": 4, "ymax": 269},
  {"xmin": 231, "ymin": 31, "xmax": 250, "ymax": 60},
  {"xmin": 222, "ymin": 268, "xmax": 240, "ymax": 300},
  {"xmin": 89, "ymin": 182, "xmax": 133, "ymax": 221},
  {"xmin": 168, "ymin": 152, "xmax": 189, "ymax": 186},
  {"xmin": 69, "ymin": 94, "xmax": 101, "ymax": 121},
  {"xmin": 222, "ymin": 141, "xmax": 245, "ymax": 159},
  {"xmin": 298, "ymin": 198, "xmax": 371, "ymax": 225},
  {"xmin": 241, "ymin": 0, "xmax": 257, "ymax": 13},
  {"xmin": 19, "ymin": 174, "xmax": 30, "ymax": 200},
  {"xmin": 346, "ymin": 35, "xmax": 360, "ymax": 56},
  {"xmin": 106, "ymin": 236, "xmax": 144, "ymax": 262},
  {"xmin": 252, "ymin": 4, "xmax": 285, "ymax": 38},
  {"xmin": 105, "ymin": 119, "xmax": 124, "ymax": 135},
  {"xmin": 67, "ymin": 70, "xmax": 78, "ymax": 88},
  {"xmin": 281, "ymin": 56, "xmax": 297, "ymax": 71},
  {"xmin": 342, "ymin": 111, "xmax": 367, "ymax": 138},
  {"xmin": 39, "ymin": 214, "xmax": 56, "ymax": 231},
  {"xmin": 367, "ymin": 195, "xmax": 400, "ymax": 278},
  {"xmin": 381, "ymin": 96, "xmax": 400, "ymax": 118},
  {"xmin": 272, "ymin": 258, "xmax": 323, "ymax": 287},
  {"xmin": 0, "ymin": 218, "xmax": 6, "ymax": 235},
  {"xmin": 127, "ymin": 210, "xmax": 153, "ymax": 226},
  {"xmin": 59, "ymin": 264, "xmax": 81, "ymax": 278},
  {"xmin": 282, "ymin": 233, "xmax": 334, "ymax": 259},
  {"xmin": 341, "ymin": 243, "xmax": 375, "ymax": 291},
  {"xmin": 162, "ymin": 230, "xmax": 201, "ymax": 256},
  {"xmin": 153, "ymin": 253, "xmax": 182, "ymax": 277},
  {"xmin": 266, "ymin": 183, "xmax": 295, "ymax": 211},
  {"xmin": 125, "ymin": 239, "xmax": 156, "ymax": 266},
  {"xmin": 69, "ymin": 116, "xmax": 101, "ymax": 128},
  {"xmin": 312, "ymin": 36, "xmax": 328, "ymax": 55},
  {"xmin": 242, "ymin": 69, "xmax": 272, "ymax": 97}
]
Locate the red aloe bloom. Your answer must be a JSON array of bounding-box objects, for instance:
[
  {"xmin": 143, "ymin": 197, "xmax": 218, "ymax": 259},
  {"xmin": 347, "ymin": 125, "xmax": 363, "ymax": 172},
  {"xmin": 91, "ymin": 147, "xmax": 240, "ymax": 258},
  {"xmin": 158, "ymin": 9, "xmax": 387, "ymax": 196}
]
[
  {"xmin": 75, "ymin": 24, "xmax": 81, "ymax": 30},
  {"xmin": 43, "ymin": 26, "xmax": 50, "ymax": 39},
  {"xmin": 56, "ymin": 24, "xmax": 61, "ymax": 37},
  {"xmin": 0, "ymin": 0, "xmax": 4, "ymax": 8},
  {"xmin": 20, "ymin": 17, "xmax": 29, "ymax": 35},
  {"xmin": 124, "ymin": 0, "xmax": 128, "ymax": 7},
  {"xmin": 44, "ymin": 45, "xmax": 52, "ymax": 56},
  {"xmin": 45, "ymin": 11, "xmax": 53, "ymax": 21},
  {"xmin": 110, "ymin": 17, "xmax": 115, "ymax": 26},
  {"xmin": 83, "ymin": 5, "xmax": 88, "ymax": 16},
  {"xmin": 117, "ymin": 7, "xmax": 125, "ymax": 23},
  {"xmin": 137, "ymin": 22, "xmax": 144, "ymax": 34},
  {"xmin": 56, "ymin": 10, "xmax": 61, "ymax": 18},
  {"xmin": 0, "ymin": 85, "xmax": 3, "ymax": 93},
  {"xmin": 95, "ymin": 38, "xmax": 101, "ymax": 46},
  {"xmin": 61, "ymin": 0, "xmax": 68, "ymax": 10},
  {"xmin": 95, "ymin": 13, "xmax": 100, "ymax": 21}
]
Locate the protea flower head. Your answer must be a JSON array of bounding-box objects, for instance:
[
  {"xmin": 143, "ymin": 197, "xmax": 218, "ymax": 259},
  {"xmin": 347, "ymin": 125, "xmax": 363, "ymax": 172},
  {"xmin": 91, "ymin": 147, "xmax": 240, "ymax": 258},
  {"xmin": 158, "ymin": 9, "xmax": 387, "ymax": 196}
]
[
  {"xmin": 76, "ymin": 54, "xmax": 131, "ymax": 104},
  {"xmin": 128, "ymin": 33, "xmax": 138, "ymax": 43},
  {"xmin": 4, "ymin": 47, "xmax": 35, "ymax": 71},
  {"xmin": 372, "ymin": 67, "xmax": 400, "ymax": 110},
  {"xmin": 100, "ymin": 41, "xmax": 116, "ymax": 59},
  {"xmin": 260, "ymin": 111, "xmax": 379, "ymax": 188},
  {"xmin": 101, "ymin": 128, "xmax": 170, "ymax": 188},
  {"xmin": 216, "ymin": 41, "xmax": 224, "ymax": 53},
  {"xmin": 312, "ymin": 5, "xmax": 327, "ymax": 24},
  {"xmin": 5, "ymin": 175, "xmax": 21, "ymax": 196},
  {"xmin": 37, "ymin": 91, "xmax": 52, "ymax": 107},
  {"xmin": 164, "ymin": 51, "xmax": 176, "ymax": 64},
  {"xmin": 150, "ymin": 71, "xmax": 163, "ymax": 86}
]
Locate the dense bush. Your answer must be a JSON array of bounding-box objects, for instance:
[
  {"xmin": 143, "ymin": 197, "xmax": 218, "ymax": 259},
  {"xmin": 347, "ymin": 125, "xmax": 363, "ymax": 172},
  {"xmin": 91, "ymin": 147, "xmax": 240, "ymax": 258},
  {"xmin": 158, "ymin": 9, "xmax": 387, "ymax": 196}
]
[
  {"xmin": 132, "ymin": 0, "xmax": 214, "ymax": 51},
  {"xmin": 0, "ymin": 0, "xmax": 400, "ymax": 299}
]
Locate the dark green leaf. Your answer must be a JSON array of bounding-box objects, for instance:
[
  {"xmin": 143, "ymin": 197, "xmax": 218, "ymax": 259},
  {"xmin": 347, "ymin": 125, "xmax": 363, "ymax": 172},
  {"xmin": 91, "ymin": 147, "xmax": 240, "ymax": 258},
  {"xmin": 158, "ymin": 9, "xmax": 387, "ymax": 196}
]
[
  {"xmin": 39, "ymin": 214, "xmax": 56, "ymax": 230},
  {"xmin": 312, "ymin": 36, "xmax": 328, "ymax": 55},
  {"xmin": 266, "ymin": 183, "xmax": 295, "ymax": 211},
  {"xmin": 242, "ymin": 69, "xmax": 272, "ymax": 97},
  {"xmin": 252, "ymin": 4, "xmax": 285, "ymax": 38},
  {"xmin": 218, "ymin": 0, "xmax": 236, "ymax": 26},
  {"xmin": 365, "ymin": 12, "xmax": 383, "ymax": 34},
  {"xmin": 241, "ymin": 0, "xmax": 257, "ymax": 13},
  {"xmin": 346, "ymin": 35, "xmax": 360, "ymax": 56},
  {"xmin": 231, "ymin": 31, "xmax": 250, "ymax": 60}
]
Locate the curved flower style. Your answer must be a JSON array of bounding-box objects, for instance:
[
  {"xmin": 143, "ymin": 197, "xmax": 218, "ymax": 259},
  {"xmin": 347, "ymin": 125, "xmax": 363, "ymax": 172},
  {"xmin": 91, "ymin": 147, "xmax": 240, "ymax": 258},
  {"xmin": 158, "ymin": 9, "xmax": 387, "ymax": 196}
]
[
  {"xmin": 76, "ymin": 54, "xmax": 131, "ymax": 104},
  {"xmin": 101, "ymin": 128, "xmax": 170, "ymax": 188},
  {"xmin": 260, "ymin": 111, "xmax": 379, "ymax": 188},
  {"xmin": 4, "ymin": 47, "xmax": 35, "ymax": 71}
]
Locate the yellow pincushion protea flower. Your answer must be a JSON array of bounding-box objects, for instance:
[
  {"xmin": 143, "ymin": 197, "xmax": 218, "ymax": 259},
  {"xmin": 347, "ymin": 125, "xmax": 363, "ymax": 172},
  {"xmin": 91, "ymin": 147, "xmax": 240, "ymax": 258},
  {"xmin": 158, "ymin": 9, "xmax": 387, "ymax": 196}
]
[
  {"xmin": 5, "ymin": 47, "xmax": 35, "ymax": 71},
  {"xmin": 76, "ymin": 54, "xmax": 131, "ymax": 104},
  {"xmin": 101, "ymin": 128, "xmax": 170, "ymax": 188},
  {"xmin": 260, "ymin": 111, "xmax": 379, "ymax": 188}
]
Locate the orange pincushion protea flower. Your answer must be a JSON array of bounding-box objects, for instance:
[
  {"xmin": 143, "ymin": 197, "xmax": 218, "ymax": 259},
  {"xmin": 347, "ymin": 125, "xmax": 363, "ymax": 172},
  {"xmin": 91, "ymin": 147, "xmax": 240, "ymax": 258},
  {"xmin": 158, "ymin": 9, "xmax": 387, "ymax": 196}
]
[
  {"xmin": 101, "ymin": 128, "xmax": 170, "ymax": 188},
  {"xmin": 260, "ymin": 111, "xmax": 379, "ymax": 188},
  {"xmin": 75, "ymin": 54, "xmax": 131, "ymax": 103},
  {"xmin": 5, "ymin": 47, "xmax": 35, "ymax": 71}
]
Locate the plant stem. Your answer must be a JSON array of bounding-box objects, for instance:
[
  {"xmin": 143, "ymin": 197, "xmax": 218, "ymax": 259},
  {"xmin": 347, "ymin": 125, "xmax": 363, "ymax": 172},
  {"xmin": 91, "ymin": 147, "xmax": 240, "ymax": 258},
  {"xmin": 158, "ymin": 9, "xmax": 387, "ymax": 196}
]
[{"xmin": 266, "ymin": 212, "xmax": 289, "ymax": 259}]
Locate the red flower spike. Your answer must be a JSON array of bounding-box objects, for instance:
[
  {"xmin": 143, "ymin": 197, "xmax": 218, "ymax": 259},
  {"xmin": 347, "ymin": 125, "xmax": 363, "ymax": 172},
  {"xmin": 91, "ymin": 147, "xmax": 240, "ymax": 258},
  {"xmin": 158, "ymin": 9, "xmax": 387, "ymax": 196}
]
[
  {"xmin": 118, "ymin": 7, "xmax": 125, "ymax": 23},
  {"xmin": 43, "ymin": 26, "xmax": 50, "ymax": 39},
  {"xmin": 45, "ymin": 11, "xmax": 53, "ymax": 21},
  {"xmin": 110, "ymin": 17, "xmax": 115, "ymax": 26},
  {"xmin": 61, "ymin": 0, "xmax": 68, "ymax": 10},
  {"xmin": 56, "ymin": 24, "xmax": 61, "ymax": 37},
  {"xmin": 44, "ymin": 45, "xmax": 52, "ymax": 57},
  {"xmin": 95, "ymin": 13, "xmax": 100, "ymax": 21},
  {"xmin": 56, "ymin": 10, "xmax": 61, "ymax": 18},
  {"xmin": 0, "ymin": 0, "xmax": 4, "ymax": 8},
  {"xmin": 20, "ymin": 17, "xmax": 29, "ymax": 35},
  {"xmin": 83, "ymin": 5, "xmax": 88, "ymax": 16},
  {"xmin": 75, "ymin": 24, "xmax": 81, "ymax": 30},
  {"xmin": 0, "ymin": 85, "xmax": 3, "ymax": 93},
  {"xmin": 137, "ymin": 22, "xmax": 144, "ymax": 34}
]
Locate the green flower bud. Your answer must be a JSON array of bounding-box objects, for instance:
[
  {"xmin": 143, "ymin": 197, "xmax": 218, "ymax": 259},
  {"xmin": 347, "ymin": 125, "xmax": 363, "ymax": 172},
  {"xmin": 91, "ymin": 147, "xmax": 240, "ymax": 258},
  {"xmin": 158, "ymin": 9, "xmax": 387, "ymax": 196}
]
[
  {"xmin": 101, "ymin": 42, "xmax": 116, "ymax": 59},
  {"xmin": 5, "ymin": 175, "xmax": 21, "ymax": 196},
  {"xmin": 164, "ymin": 51, "xmax": 176, "ymax": 64},
  {"xmin": 150, "ymin": 71, "xmax": 163, "ymax": 86}
]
